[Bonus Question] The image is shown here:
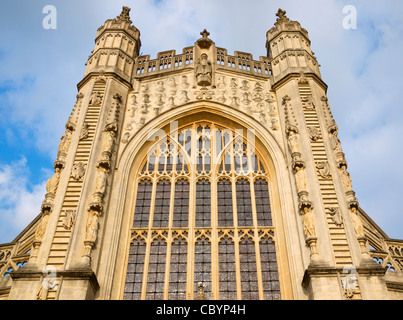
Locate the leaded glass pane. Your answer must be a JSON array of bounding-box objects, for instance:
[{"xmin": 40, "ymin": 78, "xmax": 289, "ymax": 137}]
[
  {"xmin": 194, "ymin": 235, "xmax": 211, "ymax": 299},
  {"xmin": 260, "ymin": 235, "xmax": 281, "ymax": 300},
  {"xmin": 236, "ymin": 178, "xmax": 253, "ymax": 227},
  {"xmin": 239, "ymin": 236, "xmax": 259, "ymax": 300},
  {"xmin": 133, "ymin": 179, "xmax": 152, "ymax": 228},
  {"xmin": 255, "ymin": 179, "xmax": 272, "ymax": 227},
  {"xmin": 173, "ymin": 179, "xmax": 189, "ymax": 228},
  {"xmin": 218, "ymin": 236, "xmax": 237, "ymax": 300},
  {"xmin": 169, "ymin": 236, "xmax": 188, "ymax": 300},
  {"xmin": 195, "ymin": 179, "xmax": 211, "ymax": 228},
  {"xmin": 124, "ymin": 237, "xmax": 146, "ymax": 300},
  {"xmin": 153, "ymin": 179, "xmax": 171, "ymax": 228},
  {"xmin": 217, "ymin": 179, "xmax": 233, "ymax": 227},
  {"xmin": 146, "ymin": 236, "xmax": 167, "ymax": 300}
]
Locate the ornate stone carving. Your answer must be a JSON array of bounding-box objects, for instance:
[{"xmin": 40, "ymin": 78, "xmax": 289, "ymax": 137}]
[
  {"xmin": 45, "ymin": 167, "xmax": 61, "ymax": 196},
  {"xmin": 308, "ymin": 126, "xmax": 320, "ymax": 141},
  {"xmin": 316, "ymin": 161, "xmax": 331, "ymax": 179},
  {"xmin": 71, "ymin": 162, "xmax": 87, "ymax": 181},
  {"xmin": 57, "ymin": 126, "xmax": 73, "ymax": 161},
  {"xmin": 195, "ymin": 53, "xmax": 212, "ymax": 87},
  {"xmin": 79, "ymin": 123, "xmax": 90, "ymax": 141},
  {"xmin": 301, "ymin": 96, "xmax": 315, "ymax": 110},
  {"xmin": 339, "ymin": 164, "xmax": 353, "ymax": 191},
  {"xmin": 89, "ymin": 91, "xmax": 102, "ymax": 106},
  {"xmin": 350, "ymin": 206, "xmax": 364, "ymax": 238},
  {"xmin": 62, "ymin": 210, "xmax": 76, "ymax": 230},
  {"xmin": 328, "ymin": 207, "xmax": 343, "ymax": 227}
]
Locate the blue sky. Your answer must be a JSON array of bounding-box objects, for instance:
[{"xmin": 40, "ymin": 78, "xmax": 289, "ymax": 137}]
[{"xmin": 0, "ymin": 0, "xmax": 402, "ymax": 243}]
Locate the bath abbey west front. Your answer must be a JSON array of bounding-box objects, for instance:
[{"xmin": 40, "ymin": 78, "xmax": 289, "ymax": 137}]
[{"xmin": 0, "ymin": 7, "xmax": 402, "ymax": 300}]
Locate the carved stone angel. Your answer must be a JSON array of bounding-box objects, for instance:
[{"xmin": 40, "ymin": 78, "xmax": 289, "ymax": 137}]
[{"xmin": 195, "ymin": 53, "xmax": 212, "ymax": 87}]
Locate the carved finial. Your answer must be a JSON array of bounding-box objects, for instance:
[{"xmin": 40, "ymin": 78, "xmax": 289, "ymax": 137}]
[
  {"xmin": 200, "ymin": 29, "xmax": 210, "ymax": 38},
  {"xmin": 117, "ymin": 6, "xmax": 131, "ymax": 21},
  {"xmin": 275, "ymin": 8, "xmax": 289, "ymax": 24},
  {"xmin": 276, "ymin": 8, "xmax": 287, "ymax": 19}
]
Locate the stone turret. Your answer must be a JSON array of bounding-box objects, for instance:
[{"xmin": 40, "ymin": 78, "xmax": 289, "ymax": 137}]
[
  {"xmin": 83, "ymin": 6, "xmax": 141, "ymax": 82},
  {"xmin": 266, "ymin": 9, "xmax": 321, "ymax": 84}
]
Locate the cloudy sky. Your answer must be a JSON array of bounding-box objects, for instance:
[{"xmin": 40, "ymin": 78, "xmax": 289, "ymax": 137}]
[{"xmin": 0, "ymin": 0, "xmax": 402, "ymax": 243}]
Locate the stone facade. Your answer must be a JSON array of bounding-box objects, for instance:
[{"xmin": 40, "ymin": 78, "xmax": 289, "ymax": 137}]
[{"xmin": 0, "ymin": 7, "xmax": 402, "ymax": 300}]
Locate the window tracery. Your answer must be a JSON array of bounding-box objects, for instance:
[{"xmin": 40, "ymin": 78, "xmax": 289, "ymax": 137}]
[{"xmin": 124, "ymin": 121, "xmax": 281, "ymax": 300}]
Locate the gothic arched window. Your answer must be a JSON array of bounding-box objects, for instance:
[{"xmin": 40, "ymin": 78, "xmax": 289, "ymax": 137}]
[{"xmin": 124, "ymin": 121, "xmax": 281, "ymax": 300}]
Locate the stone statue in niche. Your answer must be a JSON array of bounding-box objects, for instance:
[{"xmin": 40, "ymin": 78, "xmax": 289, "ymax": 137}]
[
  {"xmin": 102, "ymin": 130, "xmax": 116, "ymax": 155},
  {"xmin": 287, "ymin": 130, "xmax": 301, "ymax": 154},
  {"xmin": 302, "ymin": 206, "xmax": 316, "ymax": 239},
  {"xmin": 34, "ymin": 210, "xmax": 50, "ymax": 241},
  {"xmin": 85, "ymin": 211, "xmax": 100, "ymax": 244},
  {"xmin": 195, "ymin": 53, "xmax": 212, "ymax": 87},
  {"xmin": 57, "ymin": 127, "xmax": 73, "ymax": 157},
  {"xmin": 294, "ymin": 165, "xmax": 307, "ymax": 192},
  {"xmin": 45, "ymin": 167, "xmax": 61, "ymax": 195},
  {"xmin": 339, "ymin": 164, "xmax": 352, "ymax": 191},
  {"xmin": 350, "ymin": 207, "xmax": 365, "ymax": 238}
]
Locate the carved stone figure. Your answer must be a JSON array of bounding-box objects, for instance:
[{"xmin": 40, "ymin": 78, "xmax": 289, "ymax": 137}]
[
  {"xmin": 302, "ymin": 206, "xmax": 316, "ymax": 238},
  {"xmin": 329, "ymin": 207, "xmax": 343, "ymax": 227},
  {"xmin": 89, "ymin": 91, "xmax": 102, "ymax": 106},
  {"xmin": 46, "ymin": 168, "xmax": 61, "ymax": 195},
  {"xmin": 180, "ymin": 90, "xmax": 190, "ymax": 103},
  {"xmin": 316, "ymin": 161, "xmax": 331, "ymax": 179},
  {"xmin": 287, "ymin": 130, "xmax": 300, "ymax": 154},
  {"xmin": 57, "ymin": 128, "xmax": 73, "ymax": 156},
  {"xmin": 350, "ymin": 207, "xmax": 365, "ymax": 238},
  {"xmin": 71, "ymin": 162, "xmax": 87, "ymax": 181},
  {"xmin": 180, "ymin": 75, "xmax": 190, "ymax": 89},
  {"xmin": 103, "ymin": 130, "xmax": 116, "ymax": 154},
  {"xmin": 62, "ymin": 210, "xmax": 76, "ymax": 230},
  {"xmin": 85, "ymin": 212, "xmax": 100, "ymax": 243},
  {"xmin": 34, "ymin": 211, "xmax": 50, "ymax": 241},
  {"xmin": 294, "ymin": 165, "xmax": 307, "ymax": 192},
  {"xmin": 196, "ymin": 53, "xmax": 212, "ymax": 87},
  {"xmin": 95, "ymin": 168, "xmax": 108, "ymax": 196},
  {"xmin": 339, "ymin": 164, "xmax": 353, "ymax": 191},
  {"xmin": 301, "ymin": 96, "xmax": 315, "ymax": 110},
  {"xmin": 308, "ymin": 126, "xmax": 320, "ymax": 141},
  {"xmin": 79, "ymin": 123, "xmax": 90, "ymax": 140}
]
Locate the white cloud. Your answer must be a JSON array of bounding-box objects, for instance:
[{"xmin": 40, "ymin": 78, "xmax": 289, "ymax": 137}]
[
  {"xmin": 0, "ymin": 0, "xmax": 402, "ymax": 241},
  {"xmin": 0, "ymin": 158, "xmax": 47, "ymax": 243}
]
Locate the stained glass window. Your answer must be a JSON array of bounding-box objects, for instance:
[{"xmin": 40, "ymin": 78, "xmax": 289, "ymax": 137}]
[{"xmin": 124, "ymin": 122, "xmax": 281, "ymax": 300}]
